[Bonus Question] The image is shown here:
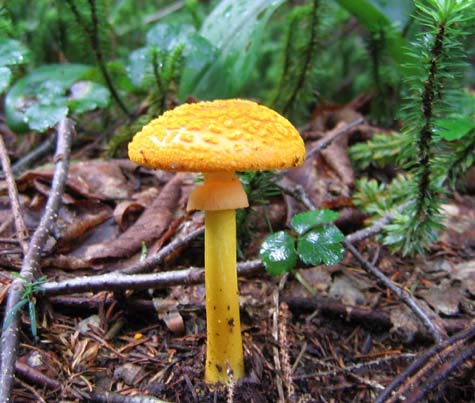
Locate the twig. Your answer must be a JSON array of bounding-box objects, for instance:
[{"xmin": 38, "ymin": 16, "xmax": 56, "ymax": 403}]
[
  {"xmin": 344, "ymin": 241, "xmax": 445, "ymax": 343},
  {"xmin": 279, "ymin": 178, "xmax": 444, "ymax": 342},
  {"xmin": 404, "ymin": 343, "xmax": 475, "ymax": 403},
  {"xmin": 375, "ymin": 320, "xmax": 475, "ymax": 403},
  {"xmin": 305, "ymin": 117, "xmax": 364, "ymax": 159},
  {"xmin": 40, "ymin": 259, "xmax": 262, "ymax": 296},
  {"xmin": 0, "ymin": 135, "xmax": 29, "ymax": 254},
  {"xmin": 293, "ymin": 353, "xmax": 416, "ymax": 380},
  {"xmin": 0, "ymin": 118, "xmax": 74, "ymax": 403},
  {"xmin": 119, "ymin": 226, "xmax": 204, "ymax": 274},
  {"xmin": 10, "ymin": 133, "xmax": 57, "ymax": 176},
  {"xmin": 86, "ymin": 392, "xmax": 172, "ymax": 403}
]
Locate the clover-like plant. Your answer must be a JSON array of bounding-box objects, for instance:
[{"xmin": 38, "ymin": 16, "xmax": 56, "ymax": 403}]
[{"xmin": 259, "ymin": 209, "xmax": 345, "ymax": 276}]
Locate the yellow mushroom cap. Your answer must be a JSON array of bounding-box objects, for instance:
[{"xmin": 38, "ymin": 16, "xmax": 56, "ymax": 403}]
[{"xmin": 128, "ymin": 99, "xmax": 305, "ymax": 172}]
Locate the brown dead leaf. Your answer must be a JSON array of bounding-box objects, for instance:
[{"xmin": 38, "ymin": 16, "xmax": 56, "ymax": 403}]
[
  {"xmin": 418, "ymin": 280, "xmax": 462, "ymax": 316},
  {"xmin": 17, "ymin": 159, "xmax": 135, "ymax": 202},
  {"xmin": 88, "ymin": 173, "xmax": 185, "ymax": 260}
]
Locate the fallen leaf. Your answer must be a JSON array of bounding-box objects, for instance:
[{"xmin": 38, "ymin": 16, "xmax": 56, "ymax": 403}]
[
  {"xmin": 418, "ymin": 280, "xmax": 462, "ymax": 316},
  {"xmin": 88, "ymin": 173, "xmax": 184, "ymax": 260}
]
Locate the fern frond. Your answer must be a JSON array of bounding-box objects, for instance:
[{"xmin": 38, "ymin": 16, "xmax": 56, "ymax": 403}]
[
  {"xmin": 349, "ymin": 131, "xmax": 407, "ymax": 169},
  {"xmin": 385, "ymin": 0, "xmax": 474, "ymax": 255}
]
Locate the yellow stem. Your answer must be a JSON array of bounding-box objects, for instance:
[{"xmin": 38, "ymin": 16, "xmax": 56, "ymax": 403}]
[{"xmin": 204, "ymin": 209, "xmax": 244, "ymax": 383}]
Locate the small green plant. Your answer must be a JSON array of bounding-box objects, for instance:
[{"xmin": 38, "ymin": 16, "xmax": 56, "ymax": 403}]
[
  {"xmin": 259, "ymin": 209, "xmax": 344, "ymax": 276},
  {"xmin": 2, "ymin": 275, "xmax": 47, "ymax": 339}
]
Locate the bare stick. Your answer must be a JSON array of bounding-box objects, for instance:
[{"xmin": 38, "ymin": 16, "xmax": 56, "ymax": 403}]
[
  {"xmin": 0, "ymin": 118, "xmax": 74, "ymax": 403},
  {"xmin": 375, "ymin": 320, "xmax": 475, "ymax": 403},
  {"xmin": 305, "ymin": 117, "xmax": 364, "ymax": 159},
  {"xmin": 10, "ymin": 133, "xmax": 57, "ymax": 176},
  {"xmin": 40, "ymin": 259, "xmax": 262, "ymax": 296},
  {"xmin": 344, "ymin": 241, "xmax": 445, "ymax": 343},
  {"xmin": 279, "ymin": 179, "xmax": 445, "ymax": 342},
  {"xmin": 119, "ymin": 226, "xmax": 204, "ymax": 274},
  {"xmin": 0, "ymin": 135, "xmax": 29, "ymax": 254}
]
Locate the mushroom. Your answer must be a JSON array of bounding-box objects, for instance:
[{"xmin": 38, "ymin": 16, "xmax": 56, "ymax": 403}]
[{"xmin": 128, "ymin": 99, "xmax": 305, "ymax": 383}]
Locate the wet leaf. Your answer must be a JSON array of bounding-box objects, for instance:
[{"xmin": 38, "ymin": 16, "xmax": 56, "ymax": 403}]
[
  {"xmin": 68, "ymin": 81, "xmax": 110, "ymax": 113},
  {"xmin": 0, "ymin": 38, "xmax": 30, "ymax": 66},
  {"xmin": 297, "ymin": 225, "xmax": 345, "ymax": 266},
  {"xmin": 291, "ymin": 209, "xmax": 340, "ymax": 235},
  {"xmin": 186, "ymin": 0, "xmax": 284, "ymax": 99},
  {"xmin": 24, "ymin": 104, "xmax": 68, "ymax": 132},
  {"xmin": 4, "ymin": 64, "xmax": 109, "ymax": 132},
  {"xmin": 0, "ymin": 66, "xmax": 12, "ymax": 93},
  {"xmin": 259, "ymin": 231, "xmax": 297, "ymax": 276}
]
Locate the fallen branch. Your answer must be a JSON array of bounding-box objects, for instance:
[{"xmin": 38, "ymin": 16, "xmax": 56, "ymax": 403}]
[
  {"xmin": 305, "ymin": 117, "xmax": 364, "ymax": 159},
  {"xmin": 280, "ymin": 179, "xmax": 445, "ymax": 343},
  {"xmin": 0, "ymin": 118, "xmax": 74, "ymax": 403},
  {"xmin": 10, "ymin": 133, "xmax": 57, "ymax": 176},
  {"xmin": 40, "ymin": 259, "xmax": 262, "ymax": 296},
  {"xmin": 0, "ymin": 135, "xmax": 29, "ymax": 254},
  {"xmin": 344, "ymin": 241, "xmax": 446, "ymax": 343},
  {"xmin": 376, "ymin": 320, "xmax": 475, "ymax": 403}
]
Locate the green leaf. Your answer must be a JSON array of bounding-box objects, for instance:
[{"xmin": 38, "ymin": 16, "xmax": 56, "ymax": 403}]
[
  {"xmin": 28, "ymin": 300, "xmax": 38, "ymax": 339},
  {"xmin": 4, "ymin": 64, "xmax": 91, "ymax": 132},
  {"xmin": 0, "ymin": 66, "xmax": 11, "ymax": 93},
  {"xmin": 259, "ymin": 231, "xmax": 297, "ymax": 276},
  {"xmin": 185, "ymin": 0, "xmax": 284, "ymax": 99},
  {"xmin": 435, "ymin": 118, "xmax": 475, "ymax": 141},
  {"xmin": 179, "ymin": 34, "xmax": 217, "ymax": 100},
  {"xmin": 291, "ymin": 210, "xmax": 340, "ymax": 235},
  {"xmin": 297, "ymin": 225, "xmax": 345, "ymax": 266},
  {"xmin": 146, "ymin": 23, "xmax": 195, "ymax": 51},
  {"xmin": 25, "ymin": 104, "xmax": 68, "ymax": 132},
  {"xmin": 0, "ymin": 38, "xmax": 30, "ymax": 67},
  {"xmin": 335, "ymin": 0, "xmax": 414, "ymax": 73},
  {"xmin": 2, "ymin": 299, "xmax": 28, "ymax": 333},
  {"xmin": 67, "ymin": 81, "xmax": 110, "ymax": 114}
]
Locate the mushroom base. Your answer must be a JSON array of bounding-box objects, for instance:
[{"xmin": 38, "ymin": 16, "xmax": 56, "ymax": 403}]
[{"xmin": 204, "ymin": 209, "xmax": 244, "ymax": 383}]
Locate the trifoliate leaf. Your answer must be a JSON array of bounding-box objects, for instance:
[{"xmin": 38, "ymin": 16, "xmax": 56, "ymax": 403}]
[
  {"xmin": 291, "ymin": 209, "xmax": 340, "ymax": 235},
  {"xmin": 259, "ymin": 231, "xmax": 297, "ymax": 276},
  {"xmin": 297, "ymin": 225, "xmax": 345, "ymax": 266}
]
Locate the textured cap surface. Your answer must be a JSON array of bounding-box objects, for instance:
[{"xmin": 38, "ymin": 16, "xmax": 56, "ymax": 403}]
[{"xmin": 128, "ymin": 99, "xmax": 305, "ymax": 172}]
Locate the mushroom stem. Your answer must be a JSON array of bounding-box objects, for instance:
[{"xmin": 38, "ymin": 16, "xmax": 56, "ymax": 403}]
[{"xmin": 204, "ymin": 208, "xmax": 244, "ymax": 383}]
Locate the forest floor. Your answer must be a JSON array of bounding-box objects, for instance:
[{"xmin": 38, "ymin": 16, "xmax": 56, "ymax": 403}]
[{"xmin": 1, "ymin": 102, "xmax": 475, "ymax": 403}]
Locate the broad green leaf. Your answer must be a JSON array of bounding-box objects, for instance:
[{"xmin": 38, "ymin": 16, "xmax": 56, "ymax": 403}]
[
  {"xmin": 5, "ymin": 64, "xmax": 90, "ymax": 132},
  {"xmin": 185, "ymin": 0, "xmax": 284, "ymax": 99},
  {"xmin": 146, "ymin": 23, "xmax": 195, "ymax": 51},
  {"xmin": 291, "ymin": 210, "xmax": 340, "ymax": 235},
  {"xmin": 0, "ymin": 66, "xmax": 11, "ymax": 93},
  {"xmin": 179, "ymin": 34, "xmax": 217, "ymax": 100},
  {"xmin": 25, "ymin": 104, "xmax": 68, "ymax": 132},
  {"xmin": 67, "ymin": 81, "xmax": 110, "ymax": 114},
  {"xmin": 435, "ymin": 118, "xmax": 475, "ymax": 141},
  {"xmin": 127, "ymin": 47, "xmax": 156, "ymax": 87},
  {"xmin": 0, "ymin": 38, "xmax": 30, "ymax": 66},
  {"xmin": 259, "ymin": 231, "xmax": 297, "ymax": 276},
  {"xmin": 297, "ymin": 225, "xmax": 345, "ymax": 266}
]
